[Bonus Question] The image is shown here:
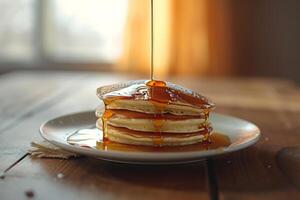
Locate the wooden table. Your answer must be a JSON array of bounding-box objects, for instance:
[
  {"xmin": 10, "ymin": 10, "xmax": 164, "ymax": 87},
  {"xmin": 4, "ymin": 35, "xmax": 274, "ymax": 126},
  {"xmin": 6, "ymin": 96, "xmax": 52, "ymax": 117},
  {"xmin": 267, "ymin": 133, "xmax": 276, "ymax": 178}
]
[{"xmin": 0, "ymin": 71, "xmax": 299, "ymax": 200}]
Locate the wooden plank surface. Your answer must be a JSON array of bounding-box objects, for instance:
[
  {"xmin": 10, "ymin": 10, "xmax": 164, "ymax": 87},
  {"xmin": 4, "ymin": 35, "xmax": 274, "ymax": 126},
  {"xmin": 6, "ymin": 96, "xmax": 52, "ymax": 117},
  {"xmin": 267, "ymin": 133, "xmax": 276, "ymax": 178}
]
[
  {"xmin": 210, "ymin": 81, "xmax": 300, "ymax": 200},
  {"xmin": 0, "ymin": 71, "xmax": 300, "ymax": 200},
  {"xmin": 213, "ymin": 107, "xmax": 300, "ymax": 200},
  {"xmin": 2, "ymin": 157, "xmax": 208, "ymax": 200},
  {"xmin": 0, "ymin": 71, "xmax": 130, "ymax": 171}
]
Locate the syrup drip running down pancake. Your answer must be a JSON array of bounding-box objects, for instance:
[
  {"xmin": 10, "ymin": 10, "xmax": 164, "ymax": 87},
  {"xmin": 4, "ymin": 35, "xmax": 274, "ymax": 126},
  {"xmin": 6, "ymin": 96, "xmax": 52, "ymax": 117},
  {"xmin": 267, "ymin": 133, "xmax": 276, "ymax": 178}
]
[{"xmin": 96, "ymin": 80, "xmax": 215, "ymax": 146}]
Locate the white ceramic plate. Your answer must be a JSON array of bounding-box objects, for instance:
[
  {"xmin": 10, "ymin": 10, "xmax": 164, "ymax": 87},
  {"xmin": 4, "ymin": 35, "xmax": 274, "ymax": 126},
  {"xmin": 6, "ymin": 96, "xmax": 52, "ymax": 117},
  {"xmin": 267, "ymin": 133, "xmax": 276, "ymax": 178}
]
[{"xmin": 40, "ymin": 111, "xmax": 260, "ymax": 164}]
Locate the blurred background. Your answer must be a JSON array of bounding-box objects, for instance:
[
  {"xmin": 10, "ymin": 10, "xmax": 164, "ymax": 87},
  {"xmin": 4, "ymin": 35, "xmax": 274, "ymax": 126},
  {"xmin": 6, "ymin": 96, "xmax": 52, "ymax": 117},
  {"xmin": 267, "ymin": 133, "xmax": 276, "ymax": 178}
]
[{"xmin": 0, "ymin": 0, "xmax": 299, "ymax": 82}]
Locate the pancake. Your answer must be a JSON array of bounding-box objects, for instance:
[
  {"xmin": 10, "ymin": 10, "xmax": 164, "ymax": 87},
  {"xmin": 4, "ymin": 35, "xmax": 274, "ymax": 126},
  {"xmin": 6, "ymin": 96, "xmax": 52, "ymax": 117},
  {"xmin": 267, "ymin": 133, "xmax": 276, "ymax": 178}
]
[
  {"xmin": 96, "ymin": 117, "xmax": 208, "ymax": 133},
  {"xmin": 97, "ymin": 125, "xmax": 210, "ymax": 146},
  {"xmin": 96, "ymin": 109, "xmax": 209, "ymax": 133},
  {"xmin": 95, "ymin": 108, "xmax": 207, "ymax": 120},
  {"xmin": 96, "ymin": 80, "xmax": 215, "ymax": 146},
  {"xmin": 105, "ymin": 99, "xmax": 206, "ymax": 115},
  {"xmin": 97, "ymin": 80, "xmax": 215, "ymax": 115}
]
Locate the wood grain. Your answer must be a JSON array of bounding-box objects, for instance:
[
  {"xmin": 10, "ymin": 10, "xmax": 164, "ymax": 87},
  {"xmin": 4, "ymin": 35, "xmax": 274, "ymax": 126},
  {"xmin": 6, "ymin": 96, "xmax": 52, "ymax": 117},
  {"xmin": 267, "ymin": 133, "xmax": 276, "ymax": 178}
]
[
  {"xmin": 213, "ymin": 107, "xmax": 300, "ymax": 200},
  {"xmin": 277, "ymin": 146, "xmax": 300, "ymax": 189},
  {"xmin": 0, "ymin": 71, "xmax": 130, "ymax": 171},
  {"xmin": 1, "ymin": 157, "xmax": 209, "ymax": 200},
  {"xmin": 0, "ymin": 71, "xmax": 299, "ymax": 200}
]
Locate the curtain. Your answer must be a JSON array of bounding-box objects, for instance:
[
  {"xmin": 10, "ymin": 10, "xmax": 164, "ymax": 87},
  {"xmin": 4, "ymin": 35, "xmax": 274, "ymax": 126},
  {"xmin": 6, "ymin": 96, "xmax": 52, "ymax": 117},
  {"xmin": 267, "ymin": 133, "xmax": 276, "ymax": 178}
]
[{"xmin": 117, "ymin": 0, "xmax": 234, "ymax": 78}]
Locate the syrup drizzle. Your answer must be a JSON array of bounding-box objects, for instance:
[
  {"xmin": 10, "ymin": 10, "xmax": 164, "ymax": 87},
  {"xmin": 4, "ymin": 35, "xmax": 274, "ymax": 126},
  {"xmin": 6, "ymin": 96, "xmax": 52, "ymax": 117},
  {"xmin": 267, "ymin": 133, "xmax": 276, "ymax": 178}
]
[
  {"xmin": 150, "ymin": 0, "xmax": 154, "ymax": 80},
  {"xmin": 146, "ymin": 80, "xmax": 168, "ymax": 145},
  {"xmin": 101, "ymin": 109, "xmax": 114, "ymax": 143}
]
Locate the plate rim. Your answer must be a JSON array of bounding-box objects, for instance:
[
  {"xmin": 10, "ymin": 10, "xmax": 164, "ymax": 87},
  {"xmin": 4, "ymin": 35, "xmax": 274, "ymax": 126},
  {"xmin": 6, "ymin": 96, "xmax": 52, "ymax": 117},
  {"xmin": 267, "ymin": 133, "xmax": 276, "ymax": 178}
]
[{"xmin": 39, "ymin": 110, "xmax": 261, "ymax": 163}]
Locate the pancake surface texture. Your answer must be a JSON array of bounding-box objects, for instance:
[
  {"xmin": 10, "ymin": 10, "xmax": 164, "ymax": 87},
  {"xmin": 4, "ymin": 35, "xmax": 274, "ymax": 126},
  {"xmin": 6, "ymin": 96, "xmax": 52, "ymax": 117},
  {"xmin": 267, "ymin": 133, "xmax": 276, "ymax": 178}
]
[{"xmin": 96, "ymin": 80, "xmax": 215, "ymax": 146}]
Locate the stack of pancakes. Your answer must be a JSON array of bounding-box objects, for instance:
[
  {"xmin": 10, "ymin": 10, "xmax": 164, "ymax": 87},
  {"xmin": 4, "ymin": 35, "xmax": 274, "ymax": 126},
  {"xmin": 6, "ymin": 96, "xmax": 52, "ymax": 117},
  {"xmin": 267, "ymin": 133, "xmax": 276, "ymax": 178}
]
[{"xmin": 96, "ymin": 80, "xmax": 215, "ymax": 146}]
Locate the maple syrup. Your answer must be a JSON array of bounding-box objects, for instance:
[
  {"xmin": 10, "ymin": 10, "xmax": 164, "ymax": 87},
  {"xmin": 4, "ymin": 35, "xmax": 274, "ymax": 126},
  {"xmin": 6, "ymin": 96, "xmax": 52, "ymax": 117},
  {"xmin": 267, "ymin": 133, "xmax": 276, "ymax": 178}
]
[
  {"xmin": 101, "ymin": 109, "xmax": 114, "ymax": 143},
  {"xmin": 146, "ymin": 80, "xmax": 166, "ymax": 87}
]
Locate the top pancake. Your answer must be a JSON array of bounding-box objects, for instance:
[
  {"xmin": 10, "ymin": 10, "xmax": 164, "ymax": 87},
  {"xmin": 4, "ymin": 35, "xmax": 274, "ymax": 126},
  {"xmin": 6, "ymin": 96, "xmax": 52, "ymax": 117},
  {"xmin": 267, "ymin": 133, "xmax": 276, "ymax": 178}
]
[{"xmin": 97, "ymin": 80, "xmax": 215, "ymax": 115}]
